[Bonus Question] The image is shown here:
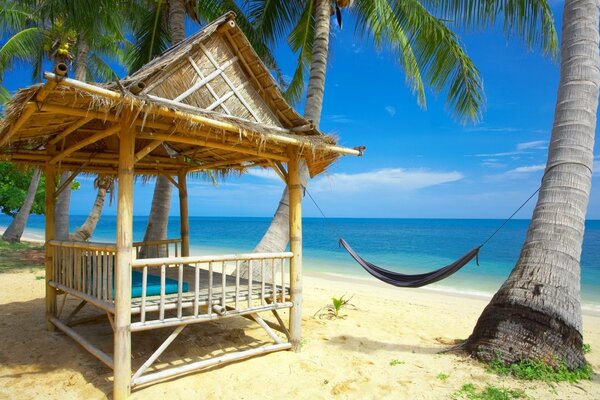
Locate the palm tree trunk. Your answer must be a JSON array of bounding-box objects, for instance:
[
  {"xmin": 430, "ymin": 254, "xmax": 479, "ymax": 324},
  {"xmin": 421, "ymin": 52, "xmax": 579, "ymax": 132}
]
[
  {"xmin": 252, "ymin": 0, "xmax": 330, "ymax": 260},
  {"xmin": 54, "ymin": 174, "xmax": 71, "ymax": 240},
  {"xmin": 140, "ymin": 0, "xmax": 186, "ymax": 257},
  {"xmin": 70, "ymin": 176, "xmax": 112, "ymax": 241},
  {"xmin": 464, "ymin": 0, "xmax": 599, "ymax": 369},
  {"xmin": 2, "ymin": 168, "xmax": 42, "ymax": 242}
]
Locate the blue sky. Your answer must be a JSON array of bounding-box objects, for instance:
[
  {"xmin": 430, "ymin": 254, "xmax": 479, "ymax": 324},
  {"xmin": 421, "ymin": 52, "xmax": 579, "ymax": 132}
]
[{"xmin": 3, "ymin": 2, "xmax": 599, "ymax": 219}]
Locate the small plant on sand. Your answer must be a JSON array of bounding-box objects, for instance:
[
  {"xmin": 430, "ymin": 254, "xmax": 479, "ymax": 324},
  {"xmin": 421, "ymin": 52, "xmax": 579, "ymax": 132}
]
[
  {"xmin": 451, "ymin": 383, "xmax": 527, "ymax": 400},
  {"xmin": 487, "ymin": 358, "xmax": 593, "ymax": 383},
  {"xmin": 314, "ymin": 295, "xmax": 355, "ymax": 319},
  {"xmin": 582, "ymin": 343, "xmax": 591, "ymax": 354},
  {"xmin": 436, "ymin": 372, "xmax": 450, "ymax": 381},
  {"xmin": 389, "ymin": 359, "xmax": 405, "ymax": 366}
]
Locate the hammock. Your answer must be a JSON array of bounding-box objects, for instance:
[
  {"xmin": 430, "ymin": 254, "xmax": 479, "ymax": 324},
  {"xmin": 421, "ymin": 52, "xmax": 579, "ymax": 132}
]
[{"xmin": 339, "ymin": 238, "xmax": 480, "ymax": 288}]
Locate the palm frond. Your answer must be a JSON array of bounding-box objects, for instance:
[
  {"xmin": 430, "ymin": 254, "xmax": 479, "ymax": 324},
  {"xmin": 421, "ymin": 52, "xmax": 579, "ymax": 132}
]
[
  {"xmin": 353, "ymin": 0, "xmax": 426, "ymax": 106},
  {"xmin": 124, "ymin": 1, "xmax": 170, "ymax": 73},
  {"xmin": 0, "ymin": 85, "xmax": 10, "ymax": 105},
  {"xmin": 0, "ymin": 27, "xmax": 45, "ymax": 73},
  {"xmin": 284, "ymin": 0, "xmax": 315, "ymax": 104},
  {"xmin": 0, "ymin": 1, "xmax": 35, "ymax": 36},
  {"xmin": 246, "ymin": 0, "xmax": 305, "ymax": 46},
  {"xmin": 420, "ymin": 0, "xmax": 558, "ymax": 57},
  {"xmin": 87, "ymin": 53, "xmax": 118, "ymax": 82}
]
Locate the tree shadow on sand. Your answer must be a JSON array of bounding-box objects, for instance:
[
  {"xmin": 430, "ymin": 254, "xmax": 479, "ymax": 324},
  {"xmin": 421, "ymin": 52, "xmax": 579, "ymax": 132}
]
[
  {"xmin": 0, "ymin": 295, "xmax": 282, "ymax": 397},
  {"xmin": 323, "ymin": 334, "xmax": 446, "ymax": 355}
]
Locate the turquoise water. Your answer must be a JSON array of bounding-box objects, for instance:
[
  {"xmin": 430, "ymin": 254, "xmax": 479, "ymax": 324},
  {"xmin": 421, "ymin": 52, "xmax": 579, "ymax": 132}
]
[{"xmin": 2, "ymin": 215, "xmax": 599, "ymax": 308}]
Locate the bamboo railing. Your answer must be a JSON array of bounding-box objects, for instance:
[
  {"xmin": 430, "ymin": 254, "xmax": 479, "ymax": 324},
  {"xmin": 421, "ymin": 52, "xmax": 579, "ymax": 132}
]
[
  {"xmin": 133, "ymin": 238, "xmax": 181, "ymax": 259},
  {"xmin": 48, "ymin": 240, "xmax": 117, "ymax": 312},
  {"xmin": 129, "ymin": 252, "xmax": 293, "ymax": 331}
]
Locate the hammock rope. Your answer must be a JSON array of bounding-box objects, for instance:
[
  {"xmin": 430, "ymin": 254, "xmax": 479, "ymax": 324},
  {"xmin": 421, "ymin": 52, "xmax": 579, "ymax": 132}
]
[{"xmin": 303, "ymin": 176, "xmax": 543, "ymax": 288}]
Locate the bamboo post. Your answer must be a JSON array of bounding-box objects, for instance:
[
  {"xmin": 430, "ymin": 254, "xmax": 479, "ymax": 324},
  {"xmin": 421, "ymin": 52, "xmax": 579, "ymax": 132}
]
[
  {"xmin": 287, "ymin": 147, "xmax": 303, "ymax": 352},
  {"xmin": 178, "ymin": 170, "xmax": 190, "ymax": 257},
  {"xmin": 114, "ymin": 109, "xmax": 135, "ymax": 400},
  {"xmin": 45, "ymin": 152, "xmax": 57, "ymax": 331}
]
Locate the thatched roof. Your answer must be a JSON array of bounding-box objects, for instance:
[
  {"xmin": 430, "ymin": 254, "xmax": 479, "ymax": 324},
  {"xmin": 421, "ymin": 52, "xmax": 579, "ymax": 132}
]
[{"xmin": 0, "ymin": 13, "xmax": 362, "ymax": 177}]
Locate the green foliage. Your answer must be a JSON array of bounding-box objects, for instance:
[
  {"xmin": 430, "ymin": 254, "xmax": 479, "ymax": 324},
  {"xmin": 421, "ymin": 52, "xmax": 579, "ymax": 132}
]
[
  {"xmin": 582, "ymin": 343, "xmax": 591, "ymax": 354},
  {"xmin": 314, "ymin": 294, "xmax": 355, "ymax": 319},
  {"xmin": 487, "ymin": 358, "xmax": 593, "ymax": 383},
  {"xmin": 436, "ymin": 372, "xmax": 450, "ymax": 381},
  {"xmin": 0, "ymin": 163, "xmax": 45, "ymax": 217},
  {"xmin": 0, "ymin": 239, "xmax": 44, "ymax": 272},
  {"xmin": 389, "ymin": 359, "xmax": 405, "ymax": 366},
  {"xmin": 451, "ymin": 383, "xmax": 527, "ymax": 400}
]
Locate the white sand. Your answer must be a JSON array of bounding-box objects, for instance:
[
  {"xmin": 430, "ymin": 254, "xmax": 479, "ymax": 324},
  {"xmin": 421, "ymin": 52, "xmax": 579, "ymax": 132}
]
[{"xmin": 0, "ymin": 266, "xmax": 598, "ymax": 400}]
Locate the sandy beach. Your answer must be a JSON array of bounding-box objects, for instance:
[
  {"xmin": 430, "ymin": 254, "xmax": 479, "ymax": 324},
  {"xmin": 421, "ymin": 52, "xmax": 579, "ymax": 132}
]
[{"xmin": 0, "ymin": 262, "xmax": 598, "ymax": 400}]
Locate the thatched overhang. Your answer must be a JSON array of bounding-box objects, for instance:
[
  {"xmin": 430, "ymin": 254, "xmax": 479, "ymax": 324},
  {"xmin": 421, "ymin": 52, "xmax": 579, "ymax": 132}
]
[{"xmin": 0, "ymin": 12, "xmax": 362, "ymax": 177}]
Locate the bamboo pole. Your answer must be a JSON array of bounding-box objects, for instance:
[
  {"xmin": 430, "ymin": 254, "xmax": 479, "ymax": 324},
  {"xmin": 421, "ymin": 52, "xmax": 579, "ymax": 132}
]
[
  {"xmin": 288, "ymin": 146, "xmax": 303, "ymax": 352},
  {"xmin": 113, "ymin": 109, "xmax": 135, "ymax": 400},
  {"xmin": 49, "ymin": 125, "xmax": 120, "ymax": 164},
  {"xmin": 177, "ymin": 170, "xmax": 190, "ymax": 259},
  {"xmin": 131, "ymin": 251, "xmax": 293, "ymax": 268},
  {"xmin": 45, "ymin": 150, "xmax": 57, "ymax": 331}
]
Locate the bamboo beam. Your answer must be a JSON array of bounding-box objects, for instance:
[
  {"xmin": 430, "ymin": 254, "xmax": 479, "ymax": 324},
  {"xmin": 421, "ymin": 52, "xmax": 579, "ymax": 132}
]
[
  {"xmin": 187, "ymin": 56, "xmax": 232, "ymax": 115},
  {"xmin": 50, "ymin": 317, "xmax": 114, "ymax": 369},
  {"xmin": 48, "ymin": 117, "xmax": 93, "ymax": 146},
  {"xmin": 42, "ymin": 73, "xmax": 363, "ymax": 157},
  {"xmin": 178, "ymin": 171, "xmax": 190, "ymax": 257},
  {"xmin": 134, "ymin": 140, "xmax": 162, "ymax": 162},
  {"xmin": 162, "ymin": 173, "xmax": 179, "ymax": 189},
  {"xmin": 131, "ymin": 343, "xmax": 291, "ymax": 387},
  {"xmin": 50, "ymin": 125, "xmax": 119, "ymax": 164},
  {"xmin": 0, "ymin": 64, "xmax": 68, "ymax": 147},
  {"xmin": 173, "ymin": 56, "xmax": 239, "ymax": 102},
  {"xmin": 54, "ymin": 163, "xmax": 86, "ymax": 198},
  {"xmin": 131, "ymin": 251, "xmax": 293, "ymax": 268},
  {"xmin": 45, "ymin": 152, "xmax": 57, "ymax": 332},
  {"xmin": 114, "ymin": 109, "xmax": 135, "ymax": 400},
  {"xmin": 136, "ymin": 133, "xmax": 289, "ymax": 162},
  {"xmin": 288, "ymin": 147, "xmax": 303, "ymax": 352},
  {"xmin": 186, "ymin": 156, "xmax": 260, "ymax": 173},
  {"xmin": 198, "ymin": 43, "xmax": 262, "ymax": 123}
]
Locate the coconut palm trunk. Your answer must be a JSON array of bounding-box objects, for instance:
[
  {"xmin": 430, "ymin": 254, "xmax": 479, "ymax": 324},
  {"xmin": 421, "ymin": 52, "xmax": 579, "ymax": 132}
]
[
  {"xmin": 252, "ymin": 0, "xmax": 330, "ymax": 258},
  {"xmin": 140, "ymin": 0, "xmax": 186, "ymax": 257},
  {"xmin": 2, "ymin": 168, "xmax": 42, "ymax": 242},
  {"xmin": 70, "ymin": 176, "xmax": 113, "ymax": 241},
  {"xmin": 464, "ymin": 0, "xmax": 599, "ymax": 369}
]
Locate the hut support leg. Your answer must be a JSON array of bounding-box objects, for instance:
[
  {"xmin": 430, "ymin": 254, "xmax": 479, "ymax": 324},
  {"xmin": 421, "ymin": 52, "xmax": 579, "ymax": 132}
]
[
  {"xmin": 131, "ymin": 325, "xmax": 186, "ymax": 383},
  {"xmin": 287, "ymin": 147, "xmax": 303, "ymax": 352},
  {"xmin": 45, "ymin": 157, "xmax": 57, "ymax": 331},
  {"xmin": 114, "ymin": 110, "xmax": 135, "ymax": 400},
  {"xmin": 178, "ymin": 171, "xmax": 190, "ymax": 257}
]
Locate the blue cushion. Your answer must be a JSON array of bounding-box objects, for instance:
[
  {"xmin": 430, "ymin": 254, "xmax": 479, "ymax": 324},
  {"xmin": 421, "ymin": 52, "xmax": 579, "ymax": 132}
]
[{"xmin": 131, "ymin": 270, "xmax": 189, "ymax": 298}]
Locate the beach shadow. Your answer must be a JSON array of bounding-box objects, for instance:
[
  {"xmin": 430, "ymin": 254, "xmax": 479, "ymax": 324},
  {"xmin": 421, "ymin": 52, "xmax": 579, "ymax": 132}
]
[
  {"xmin": 324, "ymin": 334, "xmax": 445, "ymax": 355},
  {"xmin": 0, "ymin": 295, "xmax": 279, "ymax": 397}
]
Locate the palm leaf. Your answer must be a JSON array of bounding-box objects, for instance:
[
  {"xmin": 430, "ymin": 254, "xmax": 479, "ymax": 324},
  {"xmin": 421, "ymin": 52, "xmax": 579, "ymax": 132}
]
[
  {"xmin": 124, "ymin": 0, "xmax": 170, "ymax": 73},
  {"xmin": 87, "ymin": 53, "xmax": 119, "ymax": 82},
  {"xmin": 246, "ymin": 0, "xmax": 305, "ymax": 46},
  {"xmin": 421, "ymin": 0, "xmax": 558, "ymax": 56},
  {"xmin": 0, "ymin": 27, "xmax": 45, "ymax": 73},
  {"xmin": 284, "ymin": 0, "xmax": 315, "ymax": 103},
  {"xmin": 0, "ymin": 1, "xmax": 35, "ymax": 36}
]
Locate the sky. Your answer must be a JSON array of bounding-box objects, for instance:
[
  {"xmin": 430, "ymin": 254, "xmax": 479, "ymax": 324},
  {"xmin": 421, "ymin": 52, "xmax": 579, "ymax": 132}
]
[{"xmin": 3, "ymin": 2, "xmax": 599, "ymax": 219}]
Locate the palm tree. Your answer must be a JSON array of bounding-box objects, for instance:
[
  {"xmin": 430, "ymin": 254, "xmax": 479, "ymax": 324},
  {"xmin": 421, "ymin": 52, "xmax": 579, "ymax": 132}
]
[
  {"xmin": 463, "ymin": 0, "xmax": 599, "ymax": 369},
  {"xmin": 249, "ymin": 0, "xmax": 558, "ymax": 258},
  {"xmin": 1, "ymin": 167, "xmax": 42, "ymax": 242},
  {"xmin": 70, "ymin": 175, "xmax": 114, "ymax": 241},
  {"xmin": 0, "ymin": 0, "xmax": 125, "ymax": 240}
]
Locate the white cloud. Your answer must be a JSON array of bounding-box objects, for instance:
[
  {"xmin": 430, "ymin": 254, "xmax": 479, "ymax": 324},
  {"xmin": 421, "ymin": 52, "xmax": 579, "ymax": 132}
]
[
  {"xmin": 385, "ymin": 106, "xmax": 396, "ymax": 116},
  {"xmin": 327, "ymin": 114, "xmax": 354, "ymax": 124},
  {"xmin": 517, "ymin": 140, "xmax": 547, "ymax": 150},
  {"xmin": 476, "ymin": 151, "xmax": 522, "ymax": 157},
  {"xmin": 311, "ymin": 168, "xmax": 463, "ymax": 193},
  {"xmin": 507, "ymin": 164, "xmax": 545, "ymax": 174},
  {"xmin": 246, "ymin": 168, "xmax": 280, "ymax": 181}
]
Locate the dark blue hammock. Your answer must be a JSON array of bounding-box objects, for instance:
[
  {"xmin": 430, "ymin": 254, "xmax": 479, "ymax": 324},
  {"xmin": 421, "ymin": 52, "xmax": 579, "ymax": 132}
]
[{"xmin": 339, "ymin": 238, "xmax": 480, "ymax": 288}]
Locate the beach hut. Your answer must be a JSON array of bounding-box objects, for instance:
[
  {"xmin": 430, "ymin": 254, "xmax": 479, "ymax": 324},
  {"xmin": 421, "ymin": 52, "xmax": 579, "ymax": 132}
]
[{"xmin": 0, "ymin": 13, "xmax": 362, "ymax": 399}]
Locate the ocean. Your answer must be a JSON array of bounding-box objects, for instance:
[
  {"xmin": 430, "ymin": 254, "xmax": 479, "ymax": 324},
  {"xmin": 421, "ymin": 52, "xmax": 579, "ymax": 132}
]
[{"xmin": 2, "ymin": 215, "xmax": 599, "ymax": 310}]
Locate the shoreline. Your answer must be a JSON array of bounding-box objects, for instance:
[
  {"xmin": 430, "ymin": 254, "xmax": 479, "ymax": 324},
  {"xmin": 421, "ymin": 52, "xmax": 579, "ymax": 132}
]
[{"xmin": 3, "ymin": 225, "xmax": 600, "ymax": 315}]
